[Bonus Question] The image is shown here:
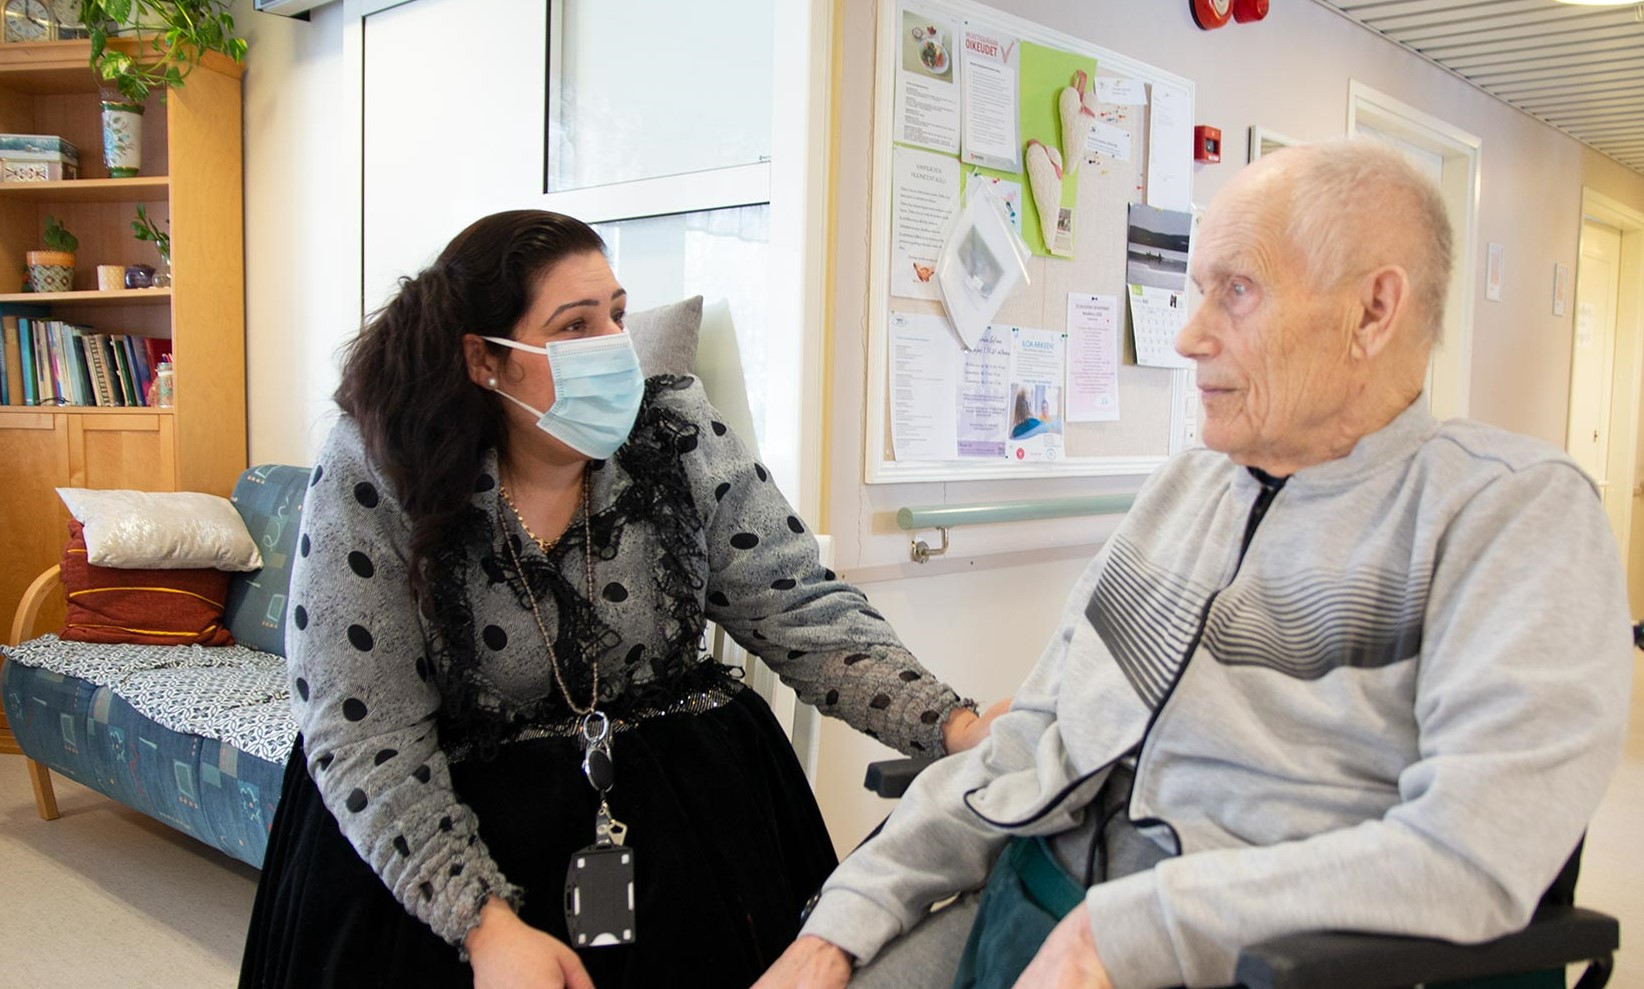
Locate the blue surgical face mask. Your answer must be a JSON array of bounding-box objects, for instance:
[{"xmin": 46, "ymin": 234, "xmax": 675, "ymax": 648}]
[{"xmin": 481, "ymin": 333, "xmax": 646, "ymax": 459}]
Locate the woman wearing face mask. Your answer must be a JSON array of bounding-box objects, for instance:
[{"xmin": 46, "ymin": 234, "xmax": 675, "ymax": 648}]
[{"xmin": 239, "ymin": 211, "xmax": 995, "ymax": 989}]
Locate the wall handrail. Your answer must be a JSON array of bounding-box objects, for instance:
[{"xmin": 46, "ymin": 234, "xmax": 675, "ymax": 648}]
[{"xmin": 895, "ymin": 495, "xmax": 1136, "ymax": 562}]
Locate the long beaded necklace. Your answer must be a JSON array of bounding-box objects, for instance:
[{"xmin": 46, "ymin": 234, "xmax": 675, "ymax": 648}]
[
  {"xmin": 496, "ymin": 464, "xmax": 633, "ymax": 943},
  {"xmin": 497, "ymin": 467, "xmax": 598, "ymax": 715}
]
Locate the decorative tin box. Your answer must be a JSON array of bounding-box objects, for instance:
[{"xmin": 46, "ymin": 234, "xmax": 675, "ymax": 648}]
[{"xmin": 0, "ymin": 134, "xmax": 81, "ymax": 182}]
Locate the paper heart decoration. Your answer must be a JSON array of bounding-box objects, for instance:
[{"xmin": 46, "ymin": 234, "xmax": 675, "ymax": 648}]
[{"xmin": 1059, "ymin": 70, "xmax": 1098, "ymax": 175}]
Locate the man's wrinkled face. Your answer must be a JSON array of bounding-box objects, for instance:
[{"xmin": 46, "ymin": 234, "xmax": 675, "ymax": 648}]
[{"xmin": 1176, "ymin": 184, "xmax": 1361, "ymax": 473}]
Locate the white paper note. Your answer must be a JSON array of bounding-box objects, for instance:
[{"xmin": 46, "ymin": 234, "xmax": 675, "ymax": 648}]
[
  {"xmin": 1006, "ymin": 327, "xmax": 1067, "ymax": 462},
  {"xmin": 1066, "ymin": 294, "xmax": 1120, "ymax": 422},
  {"xmin": 958, "ymin": 325, "xmax": 1012, "ymax": 458},
  {"xmin": 889, "ymin": 311, "xmax": 960, "ymax": 461},
  {"xmin": 1145, "ymin": 81, "xmax": 1192, "ymax": 211},
  {"xmin": 967, "ymin": 172, "xmax": 1023, "ymax": 235},
  {"xmin": 895, "ymin": 4, "xmax": 962, "ymax": 154},
  {"xmin": 1096, "ymin": 77, "xmax": 1146, "ymax": 105},
  {"xmin": 1085, "ymin": 119, "xmax": 1132, "ymax": 162},
  {"xmin": 960, "ymin": 25, "xmax": 1020, "ymax": 172},
  {"xmin": 891, "ymin": 147, "xmax": 961, "ymax": 299}
]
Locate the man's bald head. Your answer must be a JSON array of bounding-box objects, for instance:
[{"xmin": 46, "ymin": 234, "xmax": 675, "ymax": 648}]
[{"xmin": 1233, "ymin": 140, "xmax": 1453, "ymax": 343}]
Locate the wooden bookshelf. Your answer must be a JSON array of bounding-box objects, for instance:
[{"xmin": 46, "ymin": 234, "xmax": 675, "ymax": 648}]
[{"xmin": 0, "ymin": 40, "xmax": 244, "ymax": 647}]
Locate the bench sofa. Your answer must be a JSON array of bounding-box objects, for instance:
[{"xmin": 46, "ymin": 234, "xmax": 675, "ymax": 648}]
[{"xmin": 0, "ymin": 464, "xmax": 309, "ymax": 868}]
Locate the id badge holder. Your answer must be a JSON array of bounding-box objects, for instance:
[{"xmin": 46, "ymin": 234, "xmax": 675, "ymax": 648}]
[
  {"xmin": 564, "ymin": 842, "xmax": 635, "ymax": 947},
  {"xmin": 564, "ymin": 712, "xmax": 636, "ymax": 947}
]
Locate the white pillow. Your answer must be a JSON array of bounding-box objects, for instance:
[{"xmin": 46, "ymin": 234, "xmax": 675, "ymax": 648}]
[{"xmin": 56, "ymin": 488, "xmax": 264, "ymax": 571}]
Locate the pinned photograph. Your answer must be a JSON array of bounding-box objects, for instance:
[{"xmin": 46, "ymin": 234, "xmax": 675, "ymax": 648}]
[
  {"xmin": 1126, "ymin": 203, "xmax": 1193, "ymax": 292},
  {"xmin": 903, "ymin": 12, "xmax": 953, "ymax": 81}
]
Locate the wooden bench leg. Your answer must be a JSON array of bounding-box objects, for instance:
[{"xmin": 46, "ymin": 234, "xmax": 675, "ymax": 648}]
[{"xmin": 27, "ymin": 759, "xmax": 59, "ymax": 820}]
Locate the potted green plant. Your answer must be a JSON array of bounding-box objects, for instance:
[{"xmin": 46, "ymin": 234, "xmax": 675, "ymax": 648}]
[
  {"xmin": 26, "ymin": 215, "xmax": 79, "ymax": 294},
  {"xmin": 131, "ymin": 203, "xmax": 171, "ymax": 285},
  {"xmin": 77, "ymin": 0, "xmax": 249, "ymax": 177}
]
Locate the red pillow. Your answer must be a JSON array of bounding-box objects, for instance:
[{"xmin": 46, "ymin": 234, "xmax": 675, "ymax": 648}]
[{"xmin": 59, "ymin": 520, "xmax": 236, "ymax": 646}]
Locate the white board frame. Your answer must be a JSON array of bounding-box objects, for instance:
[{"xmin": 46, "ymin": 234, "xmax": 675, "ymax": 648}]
[{"xmin": 863, "ymin": 0, "xmax": 1196, "ymax": 484}]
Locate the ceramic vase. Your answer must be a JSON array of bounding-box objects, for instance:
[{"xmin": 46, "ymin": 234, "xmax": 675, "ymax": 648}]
[{"xmin": 100, "ymin": 96, "xmax": 144, "ymax": 178}]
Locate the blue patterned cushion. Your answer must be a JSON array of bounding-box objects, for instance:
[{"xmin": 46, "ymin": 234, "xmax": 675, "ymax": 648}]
[{"xmin": 224, "ymin": 465, "xmax": 312, "ymax": 656}]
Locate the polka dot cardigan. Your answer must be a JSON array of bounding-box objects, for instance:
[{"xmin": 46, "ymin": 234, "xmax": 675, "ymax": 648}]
[{"xmin": 285, "ymin": 376, "xmax": 969, "ymax": 947}]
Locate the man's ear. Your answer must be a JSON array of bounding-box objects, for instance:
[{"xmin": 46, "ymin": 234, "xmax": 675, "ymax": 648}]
[
  {"xmin": 1352, "ymin": 265, "xmax": 1411, "ymax": 361},
  {"xmin": 461, "ymin": 334, "xmax": 499, "ymax": 389}
]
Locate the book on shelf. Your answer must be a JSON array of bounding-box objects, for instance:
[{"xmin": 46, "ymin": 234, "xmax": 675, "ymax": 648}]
[{"xmin": 1, "ymin": 315, "xmax": 20, "ymax": 406}]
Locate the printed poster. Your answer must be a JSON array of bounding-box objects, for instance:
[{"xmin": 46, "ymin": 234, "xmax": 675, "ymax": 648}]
[
  {"xmin": 889, "ymin": 311, "xmax": 960, "ymax": 461},
  {"xmin": 895, "ymin": 5, "xmax": 961, "ymax": 154},
  {"xmin": 1066, "ymin": 293, "xmax": 1120, "ymax": 422},
  {"xmin": 1006, "ymin": 326, "xmax": 1066, "ymax": 462},
  {"xmin": 958, "ymin": 325, "xmax": 1011, "ymax": 457},
  {"xmin": 891, "ymin": 147, "xmax": 961, "ymax": 299},
  {"xmin": 960, "ymin": 24, "xmax": 1020, "ymax": 173}
]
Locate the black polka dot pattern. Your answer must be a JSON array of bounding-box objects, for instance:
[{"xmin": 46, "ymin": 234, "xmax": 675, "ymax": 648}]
[
  {"xmin": 482, "ymin": 625, "xmax": 508, "ymax": 651},
  {"xmin": 771, "ymin": 578, "xmax": 797, "ymax": 591},
  {"xmin": 413, "ymin": 764, "xmax": 432, "ymax": 784},
  {"xmin": 293, "ymin": 606, "xmax": 308, "ymax": 630},
  {"xmin": 415, "ymin": 656, "xmax": 429, "ymax": 682},
  {"xmin": 843, "ymin": 653, "xmax": 870, "ymax": 665},
  {"xmin": 711, "ymin": 421, "xmax": 727, "ymax": 436},
  {"xmin": 787, "ymin": 650, "xmax": 806, "ymax": 660},
  {"xmin": 309, "ymin": 464, "xmax": 323, "ymax": 486},
  {"xmin": 730, "ymin": 533, "xmax": 760, "ymax": 550},
  {"xmin": 343, "ymin": 698, "xmax": 369, "ymax": 722},
  {"xmin": 439, "ymin": 816, "xmax": 454, "ymax": 832},
  {"xmin": 825, "ymin": 689, "xmax": 839, "ymax": 706},
  {"xmin": 373, "ymin": 748, "xmax": 397, "ymax": 765},
  {"xmin": 394, "ymin": 835, "xmax": 411, "ymax": 857},
  {"xmin": 786, "ymin": 516, "xmax": 804, "ymax": 534},
  {"xmin": 899, "ymin": 670, "xmax": 922, "ymax": 682},
  {"xmin": 348, "ymin": 551, "xmax": 375, "ymax": 578},
  {"xmin": 709, "ymin": 591, "xmax": 730, "ymax": 608},
  {"xmin": 677, "ymin": 434, "xmax": 699, "ymax": 454},
  {"xmin": 625, "ymin": 644, "xmax": 645, "ymax": 665},
  {"xmin": 474, "ymin": 473, "xmax": 495, "ymax": 492},
  {"xmin": 754, "ymin": 464, "xmax": 769, "ymax": 482},
  {"xmin": 353, "ymin": 482, "xmax": 379, "ymax": 508},
  {"xmin": 295, "ymin": 677, "xmax": 309, "ymax": 701},
  {"xmin": 317, "ymin": 753, "xmax": 334, "ymax": 771},
  {"xmin": 714, "ymin": 482, "xmax": 731, "ymax": 502},
  {"xmin": 869, "ymin": 693, "xmax": 892, "ymax": 710},
  {"xmin": 603, "ymin": 582, "xmax": 629, "ymax": 602},
  {"xmin": 921, "ymin": 710, "xmax": 942, "ymax": 725},
  {"xmin": 345, "ymin": 788, "xmax": 367, "ymax": 813},
  {"xmin": 348, "ymin": 625, "xmax": 374, "ymax": 651},
  {"xmin": 300, "ymin": 533, "xmax": 310, "ymax": 557}
]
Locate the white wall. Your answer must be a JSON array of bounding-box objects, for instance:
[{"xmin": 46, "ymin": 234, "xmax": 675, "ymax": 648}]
[
  {"xmin": 234, "ymin": 0, "xmax": 1644, "ymax": 848},
  {"xmin": 240, "ymin": 0, "xmax": 353, "ymax": 466}
]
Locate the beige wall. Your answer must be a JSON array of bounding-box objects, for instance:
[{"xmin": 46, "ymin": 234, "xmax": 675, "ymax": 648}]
[
  {"xmin": 232, "ymin": 0, "xmax": 1644, "ymax": 847},
  {"xmin": 813, "ymin": 0, "xmax": 1644, "ymax": 848}
]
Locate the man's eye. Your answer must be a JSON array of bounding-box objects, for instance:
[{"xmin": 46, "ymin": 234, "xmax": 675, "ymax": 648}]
[{"xmin": 1229, "ymin": 280, "xmax": 1249, "ymax": 297}]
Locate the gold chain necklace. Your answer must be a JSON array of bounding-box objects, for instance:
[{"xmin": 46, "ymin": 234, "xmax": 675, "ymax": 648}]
[{"xmin": 497, "ymin": 467, "xmax": 599, "ymax": 716}]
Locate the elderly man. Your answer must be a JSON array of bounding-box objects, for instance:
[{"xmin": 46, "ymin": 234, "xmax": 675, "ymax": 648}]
[{"xmin": 757, "ymin": 139, "xmax": 1633, "ymax": 989}]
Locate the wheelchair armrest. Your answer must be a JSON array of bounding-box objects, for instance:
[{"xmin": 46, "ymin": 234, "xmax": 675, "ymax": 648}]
[
  {"xmin": 1234, "ymin": 905, "xmax": 1619, "ymax": 989},
  {"xmin": 863, "ymin": 758, "xmax": 933, "ymax": 798}
]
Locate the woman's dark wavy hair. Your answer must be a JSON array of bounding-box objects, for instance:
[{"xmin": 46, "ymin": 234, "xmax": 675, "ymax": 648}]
[{"xmin": 334, "ymin": 209, "xmax": 606, "ymax": 602}]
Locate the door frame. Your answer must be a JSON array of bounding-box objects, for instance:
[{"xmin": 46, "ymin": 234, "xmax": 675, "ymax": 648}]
[
  {"xmin": 1347, "ymin": 81, "xmax": 1481, "ymax": 422},
  {"xmin": 1581, "ymin": 188, "xmax": 1644, "ymax": 585}
]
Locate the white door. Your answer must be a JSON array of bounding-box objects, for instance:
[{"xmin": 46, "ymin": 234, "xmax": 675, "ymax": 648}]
[{"xmin": 1566, "ymin": 220, "xmax": 1624, "ymax": 539}]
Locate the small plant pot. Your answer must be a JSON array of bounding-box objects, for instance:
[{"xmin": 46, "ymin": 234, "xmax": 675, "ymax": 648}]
[{"xmin": 25, "ymin": 250, "xmax": 75, "ymax": 293}]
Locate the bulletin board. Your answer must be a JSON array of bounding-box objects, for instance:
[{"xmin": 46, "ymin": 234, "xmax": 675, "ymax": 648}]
[{"xmin": 865, "ymin": 0, "xmax": 1199, "ymax": 484}]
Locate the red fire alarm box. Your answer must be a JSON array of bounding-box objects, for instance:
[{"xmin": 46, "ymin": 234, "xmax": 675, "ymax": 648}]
[{"xmin": 1195, "ymin": 125, "xmax": 1222, "ymax": 163}]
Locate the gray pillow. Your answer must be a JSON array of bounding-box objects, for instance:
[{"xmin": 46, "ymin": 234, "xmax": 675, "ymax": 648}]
[{"xmin": 627, "ymin": 295, "xmax": 704, "ymax": 377}]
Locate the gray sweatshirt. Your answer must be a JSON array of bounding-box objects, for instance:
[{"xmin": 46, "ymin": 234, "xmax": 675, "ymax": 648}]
[
  {"xmin": 802, "ymin": 400, "xmax": 1633, "ymax": 988},
  {"xmin": 286, "ymin": 378, "xmax": 968, "ymax": 947}
]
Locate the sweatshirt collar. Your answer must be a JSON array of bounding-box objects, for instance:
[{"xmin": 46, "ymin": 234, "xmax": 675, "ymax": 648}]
[{"xmin": 1286, "ymin": 396, "xmax": 1440, "ymax": 489}]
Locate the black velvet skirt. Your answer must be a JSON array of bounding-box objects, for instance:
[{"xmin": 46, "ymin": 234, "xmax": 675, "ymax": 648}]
[{"xmin": 239, "ymin": 688, "xmax": 838, "ymax": 988}]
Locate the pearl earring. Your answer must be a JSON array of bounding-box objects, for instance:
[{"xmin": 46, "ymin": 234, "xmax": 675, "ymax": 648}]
[{"xmin": 486, "ymin": 376, "xmax": 498, "ymax": 389}]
